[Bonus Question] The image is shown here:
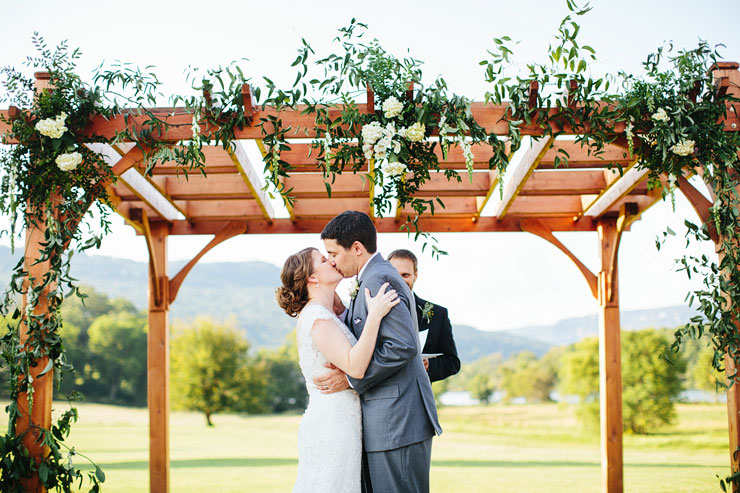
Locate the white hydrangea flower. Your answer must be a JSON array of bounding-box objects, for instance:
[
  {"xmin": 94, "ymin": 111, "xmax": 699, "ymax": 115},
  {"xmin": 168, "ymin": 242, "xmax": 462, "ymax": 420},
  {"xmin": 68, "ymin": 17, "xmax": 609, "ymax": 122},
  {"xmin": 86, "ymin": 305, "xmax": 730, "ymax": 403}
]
[
  {"xmin": 651, "ymin": 108, "xmax": 670, "ymax": 123},
  {"xmin": 382, "ymin": 96, "xmax": 403, "ymax": 119},
  {"xmin": 35, "ymin": 112, "xmax": 68, "ymax": 139},
  {"xmin": 383, "ymin": 161, "xmax": 408, "ymax": 178},
  {"xmin": 362, "ymin": 143, "xmax": 374, "ymax": 160},
  {"xmin": 55, "ymin": 151, "xmax": 82, "ymax": 171},
  {"xmin": 671, "ymin": 139, "xmax": 695, "ymax": 157},
  {"xmin": 405, "ymin": 122, "xmax": 426, "ymax": 142},
  {"xmin": 361, "ymin": 122, "xmax": 384, "ymax": 145}
]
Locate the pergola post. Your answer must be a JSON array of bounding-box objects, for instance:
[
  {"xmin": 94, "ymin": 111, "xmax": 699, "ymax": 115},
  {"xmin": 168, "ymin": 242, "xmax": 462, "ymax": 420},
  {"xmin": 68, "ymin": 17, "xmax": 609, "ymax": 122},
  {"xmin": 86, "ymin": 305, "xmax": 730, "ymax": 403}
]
[
  {"xmin": 16, "ymin": 204, "xmax": 57, "ymax": 493},
  {"xmin": 15, "ymin": 72, "xmax": 57, "ymax": 493},
  {"xmin": 146, "ymin": 220, "xmax": 170, "ymax": 493},
  {"xmin": 597, "ymin": 217, "xmax": 624, "ymax": 493}
]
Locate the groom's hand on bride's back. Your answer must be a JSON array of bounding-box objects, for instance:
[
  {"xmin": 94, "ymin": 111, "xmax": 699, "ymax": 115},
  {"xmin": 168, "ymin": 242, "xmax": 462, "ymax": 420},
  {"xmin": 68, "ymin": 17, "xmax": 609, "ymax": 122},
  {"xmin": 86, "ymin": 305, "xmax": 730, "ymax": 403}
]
[{"xmin": 313, "ymin": 362, "xmax": 350, "ymax": 394}]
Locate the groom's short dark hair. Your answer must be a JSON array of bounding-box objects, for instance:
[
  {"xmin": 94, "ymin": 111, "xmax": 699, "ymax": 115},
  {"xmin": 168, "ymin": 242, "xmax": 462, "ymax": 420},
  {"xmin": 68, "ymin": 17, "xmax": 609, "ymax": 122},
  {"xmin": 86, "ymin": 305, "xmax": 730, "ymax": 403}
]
[{"xmin": 321, "ymin": 211, "xmax": 377, "ymax": 253}]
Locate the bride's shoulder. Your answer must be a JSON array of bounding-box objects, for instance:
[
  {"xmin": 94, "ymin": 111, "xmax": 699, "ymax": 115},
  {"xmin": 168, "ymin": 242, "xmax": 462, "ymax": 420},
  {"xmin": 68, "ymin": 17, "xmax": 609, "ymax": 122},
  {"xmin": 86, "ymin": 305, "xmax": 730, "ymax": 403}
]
[{"xmin": 299, "ymin": 303, "xmax": 335, "ymax": 321}]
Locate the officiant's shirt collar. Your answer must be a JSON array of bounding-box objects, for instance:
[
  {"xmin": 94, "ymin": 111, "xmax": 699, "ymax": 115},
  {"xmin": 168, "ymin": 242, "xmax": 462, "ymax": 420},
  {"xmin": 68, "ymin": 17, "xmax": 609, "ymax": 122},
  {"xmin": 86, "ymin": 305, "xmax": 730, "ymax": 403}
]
[{"xmin": 357, "ymin": 252, "xmax": 381, "ymax": 282}]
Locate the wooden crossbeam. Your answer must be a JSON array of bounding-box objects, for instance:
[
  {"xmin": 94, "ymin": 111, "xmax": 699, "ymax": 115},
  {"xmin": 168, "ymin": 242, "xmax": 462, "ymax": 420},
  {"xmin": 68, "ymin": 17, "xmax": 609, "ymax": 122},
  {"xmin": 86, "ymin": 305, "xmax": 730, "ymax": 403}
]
[
  {"xmin": 488, "ymin": 135, "xmax": 555, "ymax": 218},
  {"xmin": 88, "ymin": 144, "xmax": 184, "ymax": 222},
  {"xmin": 227, "ymin": 140, "xmax": 275, "ymax": 223},
  {"xmin": 474, "ymin": 171, "xmax": 500, "ymax": 222},
  {"xmin": 163, "ymin": 216, "xmax": 601, "ymax": 235},
  {"xmin": 579, "ymin": 161, "xmax": 646, "ymax": 219}
]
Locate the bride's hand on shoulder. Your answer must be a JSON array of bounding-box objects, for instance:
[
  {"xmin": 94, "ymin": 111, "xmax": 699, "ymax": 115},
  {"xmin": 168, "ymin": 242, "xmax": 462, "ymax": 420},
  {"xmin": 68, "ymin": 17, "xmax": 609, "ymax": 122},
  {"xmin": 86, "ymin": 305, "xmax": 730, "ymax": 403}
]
[{"xmin": 365, "ymin": 282, "xmax": 399, "ymax": 319}]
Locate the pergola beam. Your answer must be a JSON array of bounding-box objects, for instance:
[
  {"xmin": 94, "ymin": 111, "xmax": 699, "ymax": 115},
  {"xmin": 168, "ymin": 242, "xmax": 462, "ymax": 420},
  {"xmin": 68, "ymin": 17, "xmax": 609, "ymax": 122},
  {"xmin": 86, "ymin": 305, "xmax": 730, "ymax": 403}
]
[
  {"xmin": 489, "ymin": 136, "xmax": 555, "ymax": 219},
  {"xmin": 88, "ymin": 144, "xmax": 184, "ymax": 222},
  {"xmin": 579, "ymin": 162, "xmax": 647, "ymax": 219},
  {"xmin": 226, "ymin": 141, "xmax": 275, "ymax": 222}
]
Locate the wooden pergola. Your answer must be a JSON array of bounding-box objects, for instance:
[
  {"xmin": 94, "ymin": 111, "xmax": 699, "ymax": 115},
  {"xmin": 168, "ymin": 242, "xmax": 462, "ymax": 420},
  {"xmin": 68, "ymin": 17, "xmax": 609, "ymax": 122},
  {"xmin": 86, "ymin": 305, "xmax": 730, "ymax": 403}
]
[{"xmin": 3, "ymin": 64, "xmax": 740, "ymax": 493}]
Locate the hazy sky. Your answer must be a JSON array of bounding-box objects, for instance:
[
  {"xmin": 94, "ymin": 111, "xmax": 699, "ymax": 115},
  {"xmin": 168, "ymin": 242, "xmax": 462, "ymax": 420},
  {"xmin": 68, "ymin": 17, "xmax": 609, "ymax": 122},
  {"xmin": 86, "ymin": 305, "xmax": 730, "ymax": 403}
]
[{"xmin": 1, "ymin": 0, "xmax": 738, "ymax": 330}]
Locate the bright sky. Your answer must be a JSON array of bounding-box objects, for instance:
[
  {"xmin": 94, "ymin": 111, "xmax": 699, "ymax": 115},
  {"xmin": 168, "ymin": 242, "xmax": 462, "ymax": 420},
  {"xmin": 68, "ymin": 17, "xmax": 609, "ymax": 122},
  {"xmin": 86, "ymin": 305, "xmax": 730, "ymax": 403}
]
[{"xmin": 2, "ymin": 0, "xmax": 738, "ymax": 331}]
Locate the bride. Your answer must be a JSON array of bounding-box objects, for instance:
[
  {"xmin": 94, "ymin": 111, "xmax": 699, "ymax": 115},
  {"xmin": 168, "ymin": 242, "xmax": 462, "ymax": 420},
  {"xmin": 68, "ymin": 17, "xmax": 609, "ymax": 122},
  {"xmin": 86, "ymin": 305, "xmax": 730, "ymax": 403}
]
[{"xmin": 276, "ymin": 247, "xmax": 398, "ymax": 493}]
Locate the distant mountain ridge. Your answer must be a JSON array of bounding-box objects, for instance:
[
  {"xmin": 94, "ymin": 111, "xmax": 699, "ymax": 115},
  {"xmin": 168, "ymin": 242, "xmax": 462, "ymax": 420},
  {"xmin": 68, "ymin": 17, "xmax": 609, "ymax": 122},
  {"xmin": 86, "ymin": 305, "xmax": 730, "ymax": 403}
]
[{"xmin": 0, "ymin": 246, "xmax": 701, "ymax": 358}]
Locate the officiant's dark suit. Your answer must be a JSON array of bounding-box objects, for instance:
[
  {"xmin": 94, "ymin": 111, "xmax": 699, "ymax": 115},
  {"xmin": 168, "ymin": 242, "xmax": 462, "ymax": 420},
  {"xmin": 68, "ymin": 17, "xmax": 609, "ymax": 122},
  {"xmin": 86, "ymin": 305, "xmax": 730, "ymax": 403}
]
[{"xmin": 414, "ymin": 294, "xmax": 460, "ymax": 382}]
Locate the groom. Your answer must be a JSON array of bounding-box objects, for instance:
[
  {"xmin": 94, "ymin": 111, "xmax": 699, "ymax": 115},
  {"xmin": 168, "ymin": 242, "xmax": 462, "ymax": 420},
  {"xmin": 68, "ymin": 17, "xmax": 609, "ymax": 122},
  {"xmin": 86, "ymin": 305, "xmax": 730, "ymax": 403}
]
[{"xmin": 314, "ymin": 210, "xmax": 442, "ymax": 493}]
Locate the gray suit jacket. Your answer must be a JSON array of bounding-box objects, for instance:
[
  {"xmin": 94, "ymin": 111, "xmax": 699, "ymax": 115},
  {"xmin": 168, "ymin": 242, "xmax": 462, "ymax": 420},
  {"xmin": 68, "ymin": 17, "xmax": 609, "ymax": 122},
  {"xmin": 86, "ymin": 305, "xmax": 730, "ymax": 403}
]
[{"xmin": 347, "ymin": 254, "xmax": 442, "ymax": 452}]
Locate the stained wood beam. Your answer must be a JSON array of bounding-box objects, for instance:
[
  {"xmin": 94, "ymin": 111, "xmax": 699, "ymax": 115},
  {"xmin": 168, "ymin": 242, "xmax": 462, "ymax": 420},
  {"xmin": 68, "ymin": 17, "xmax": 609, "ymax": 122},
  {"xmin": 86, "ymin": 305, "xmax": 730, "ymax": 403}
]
[
  {"xmin": 677, "ymin": 176, "xmax": 718, "ymax": 242},
  {"xmin": 579, "ymin": 161, "xmax": 646, "ymax": 219},
  {"xmin": 227, "ymin": 141, "xmax": 275, "ymax": 222},
  {"xmin": 88, "ymin": 143, "xmax": 184, "ymax": 222},
  {"xmin": 162, "ymin": 216, "xmax": 601, "ymax": 235},
  {"xmin": 474, "ymin": 170, "xmax": 500, "ymax": 222},
  {"xmin": 489, "ymin": 135, "xmax": 555, "ymax": 218}
]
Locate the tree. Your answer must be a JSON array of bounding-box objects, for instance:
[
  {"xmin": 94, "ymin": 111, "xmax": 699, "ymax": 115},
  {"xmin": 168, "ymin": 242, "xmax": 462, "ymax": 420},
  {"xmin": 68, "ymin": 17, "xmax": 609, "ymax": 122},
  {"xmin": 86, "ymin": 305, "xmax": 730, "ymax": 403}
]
[
  {"xmin": 500, "ymin": 351, "xmax": 556, "ymax": 403},
  {"xmin": 170, "ymin": 318, "xmax": 267, "ymax": 425},
  {"xmin": 256, "ymin": 331, "xmax": 308, "ymax": 413},
  {"xmin": 559, "ymin": 329, "xmax": 685, "ymax": 433},
  {"xmin": 622, "ymin": 330, "xmax": 685, "ymax": 433},
  {"xmin": 467, "ymin": 373, "xmax": 495, "ymax": 404},
  {"xmin": 87, "ymin": 311, "xmax": 147, "ymax": 404}
]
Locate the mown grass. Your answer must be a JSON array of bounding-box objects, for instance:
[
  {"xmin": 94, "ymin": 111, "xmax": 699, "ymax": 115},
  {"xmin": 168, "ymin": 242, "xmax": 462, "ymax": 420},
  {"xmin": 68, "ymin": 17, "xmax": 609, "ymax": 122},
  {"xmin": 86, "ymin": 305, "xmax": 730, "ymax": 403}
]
[{"xmin": 51, "ymin": 402, "xmax": 728, "ymax": 492}]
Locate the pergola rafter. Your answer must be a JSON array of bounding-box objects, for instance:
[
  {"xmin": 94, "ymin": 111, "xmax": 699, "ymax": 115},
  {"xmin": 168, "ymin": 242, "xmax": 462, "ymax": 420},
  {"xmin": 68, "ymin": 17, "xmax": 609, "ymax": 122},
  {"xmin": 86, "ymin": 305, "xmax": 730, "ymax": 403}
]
[{"xmin": 4, "ymin": 63, "xmax": 740, "ymax": 493}]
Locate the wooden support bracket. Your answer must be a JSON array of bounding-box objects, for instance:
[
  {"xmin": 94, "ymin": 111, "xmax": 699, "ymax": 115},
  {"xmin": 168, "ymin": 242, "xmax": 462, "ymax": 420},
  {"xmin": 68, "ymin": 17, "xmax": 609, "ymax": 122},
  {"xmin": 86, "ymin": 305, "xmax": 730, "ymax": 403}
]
[
  {"xmin": 521, "ymin": 218, "xmax": 598, "ymax": 299},
  {"xmin": 136, "ymin": 208, "xmax": 166, "ymax": 307},
  {"xmin": 677, "ymin": 175, "xmax": 718, "ymax": 243},
  {"xmin": 601, "ymin": 203, "xmax": 638, "ymax": 303},
  {"xmin": 169, "ymin": 221, "xmax": 247, "ymax": 303}
]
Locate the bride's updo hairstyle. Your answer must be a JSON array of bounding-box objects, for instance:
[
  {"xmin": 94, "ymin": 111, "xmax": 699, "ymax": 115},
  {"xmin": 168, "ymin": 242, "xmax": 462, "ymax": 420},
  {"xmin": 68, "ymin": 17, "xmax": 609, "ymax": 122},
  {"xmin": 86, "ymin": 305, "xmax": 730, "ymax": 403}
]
[{"xmin": 276, "ymin": 247, "xmax": 317, "ymax": 317}]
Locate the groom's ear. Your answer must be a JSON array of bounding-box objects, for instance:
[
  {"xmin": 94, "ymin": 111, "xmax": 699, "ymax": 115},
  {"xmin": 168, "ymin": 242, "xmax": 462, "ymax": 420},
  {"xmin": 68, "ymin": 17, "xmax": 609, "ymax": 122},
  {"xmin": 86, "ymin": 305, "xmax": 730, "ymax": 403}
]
[{"xmin": 351, "ymin": 241, "xmax": 366, "ymax": 256}]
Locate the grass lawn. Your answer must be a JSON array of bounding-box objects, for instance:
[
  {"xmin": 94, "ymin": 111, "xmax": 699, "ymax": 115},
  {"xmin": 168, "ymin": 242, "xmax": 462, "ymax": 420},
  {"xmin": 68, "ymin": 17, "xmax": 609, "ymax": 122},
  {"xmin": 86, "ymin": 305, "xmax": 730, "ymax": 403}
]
[{"xmin": 52, "ymin": 402, "xmax": 727, "ymax": 492}]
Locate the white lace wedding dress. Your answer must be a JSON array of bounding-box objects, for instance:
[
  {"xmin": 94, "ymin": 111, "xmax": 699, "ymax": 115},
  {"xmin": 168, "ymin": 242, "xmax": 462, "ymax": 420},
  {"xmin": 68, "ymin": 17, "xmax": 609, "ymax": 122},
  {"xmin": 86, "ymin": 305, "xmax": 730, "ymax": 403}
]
[{"xmin": 293, "ymin": 303, "xmax": 362, "ymax": 493}]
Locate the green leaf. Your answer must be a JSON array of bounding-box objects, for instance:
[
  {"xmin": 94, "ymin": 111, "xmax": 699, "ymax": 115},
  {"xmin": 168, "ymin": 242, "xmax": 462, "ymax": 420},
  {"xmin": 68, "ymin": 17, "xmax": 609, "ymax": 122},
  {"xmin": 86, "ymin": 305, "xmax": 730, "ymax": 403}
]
[{"xmin": 95, "ymin": 465, "xmax": 106, "ymax": 482}]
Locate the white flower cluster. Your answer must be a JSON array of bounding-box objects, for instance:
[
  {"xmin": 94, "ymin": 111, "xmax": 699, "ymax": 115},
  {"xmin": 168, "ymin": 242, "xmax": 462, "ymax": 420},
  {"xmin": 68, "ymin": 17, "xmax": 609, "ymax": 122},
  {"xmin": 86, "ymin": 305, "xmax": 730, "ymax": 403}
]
[
  {"xmin": 461, "ymin": 140, "xmax": 475, "ymax": 170},
  {"xmin": 671, "ymin": 139, "xmax": 695, "ymax": 157},
  {"xmin": 383, "ymin": 96, "xmax": 403, "ymax": 119},
  {"xmin": 55, "ymin": 151, "xmax": 82, "ymax": 171},
  {"xmin": 348, "ymin": 278, "xmax": 360, "ymax": 299},
  {"xmin": 405, "ymin": 122, "xmax": 426, "ymax": 142},
  {"xmin": 191, "ymin": 113, "xmax": 201, "ymax": 140},
  {"xmin": 361, "ymin": 122, "xmax": 401, "ymax": 162},
  {"xmin": 35, "ymin": 112, "xmax": 68, "ymax": 139},
  {"xmin": 383, "ymin": 161, "xmax": 408, "ymax": 179},
  {"xmin": 651, "ymin": 108, "xmax": 670, "ymax": 123}
]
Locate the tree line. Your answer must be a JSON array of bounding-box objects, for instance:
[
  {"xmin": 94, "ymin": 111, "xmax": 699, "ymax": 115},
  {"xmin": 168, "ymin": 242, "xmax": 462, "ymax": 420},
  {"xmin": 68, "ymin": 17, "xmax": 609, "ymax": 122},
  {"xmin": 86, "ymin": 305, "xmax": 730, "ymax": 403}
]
[
  {"xmin": 1, "ymin": 286, "xmax": 724, "ymax": 431},
  {"xmin": 444, "ymin": 328, "xmax": 723, "ymax": 433}
]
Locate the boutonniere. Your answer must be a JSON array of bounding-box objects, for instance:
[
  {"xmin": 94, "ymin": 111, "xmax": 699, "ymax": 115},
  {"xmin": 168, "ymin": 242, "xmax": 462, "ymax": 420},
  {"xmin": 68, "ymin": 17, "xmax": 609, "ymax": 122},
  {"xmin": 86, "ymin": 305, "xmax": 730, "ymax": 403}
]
[
  {"xmin": 420, "ymin": 302, "xmax": 434, "ymax": 324},
  {"xmin": 348, "ymin": 278, "xmax": 360, "ymax": 300}
]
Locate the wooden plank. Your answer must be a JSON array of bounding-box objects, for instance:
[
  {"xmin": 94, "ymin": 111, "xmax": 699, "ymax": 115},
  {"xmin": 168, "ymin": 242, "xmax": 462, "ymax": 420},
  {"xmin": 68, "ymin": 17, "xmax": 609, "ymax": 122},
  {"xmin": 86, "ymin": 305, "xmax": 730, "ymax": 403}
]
[
  {"xmin": 539, "ymin": 141, "xmax": 633, "ymax": 169},
  {"xmin": 153, "ymin": 174, "xmax": 252, "ymax": 199},
  {"xmin": 227, "ymin": 140, "xmax": 275, "ymax": 221},
  {"xmin": 412, "ymin": 171, "xmax": 491, "ymax": 197},
  {"xmin": 474, "ymin": 170, "xmax": 500, "ymax": 221},
  {"xmin": 519, "ymin": 170, "xmax": 605, "ymax": 196},
  {"xmin": 488, "ymin": 135, "xmax": 555, "ymax": 218},
  {"xmin": 505, "ymin": 195, "xmax": 583, "ymax": 217},
  {"xmin": 282, "ymin": 173, "xmax": 372, "ymax": 198},
  {"xmin": 580, "ymin": 163, "xmax": 647, "ymax": 218},
  {"xmin": 397, "ymin": 197, "xmax": 478, "ymax": 216},
  {"xmin": 186, "ymin": 199, "xmax": 266, "ymax": 220},
  {"xmin": 87, "ymin": 143, "xmax": 184, "ymax": 221},
  {"xmin": 147, "ymin": 222, "xmax": 170, "ymax": 493},
  {"xmin": 163, "ymin": 215, "xmax": 600, "ymax": 235},
  {"xmin": 292, "ymin": 197, "xmax": 372, "ymax": 218}
]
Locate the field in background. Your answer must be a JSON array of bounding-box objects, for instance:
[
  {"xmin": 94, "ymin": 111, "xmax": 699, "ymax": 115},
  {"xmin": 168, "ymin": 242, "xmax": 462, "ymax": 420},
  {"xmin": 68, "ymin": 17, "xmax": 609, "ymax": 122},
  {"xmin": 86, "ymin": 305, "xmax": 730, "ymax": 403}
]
[{"xmin": 55, "ymin": 402, "xmax": 727, "ymax": 492}]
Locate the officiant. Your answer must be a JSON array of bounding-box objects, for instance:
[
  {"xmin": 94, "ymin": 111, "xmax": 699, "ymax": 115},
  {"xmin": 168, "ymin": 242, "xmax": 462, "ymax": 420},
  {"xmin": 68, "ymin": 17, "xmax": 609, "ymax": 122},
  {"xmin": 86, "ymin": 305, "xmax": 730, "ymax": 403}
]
[{"xmin": 388, "ymin": 249, "xmax": 460, "ymax": 382}]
